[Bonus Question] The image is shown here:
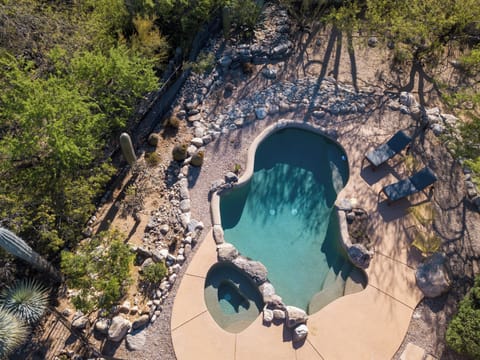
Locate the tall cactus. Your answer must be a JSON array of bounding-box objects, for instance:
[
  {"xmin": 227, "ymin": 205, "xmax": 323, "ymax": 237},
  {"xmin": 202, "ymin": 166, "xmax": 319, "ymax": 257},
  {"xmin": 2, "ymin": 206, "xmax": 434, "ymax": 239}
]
[
  {"xmin": 0, "ymin": 227, "xmax": 61, "ymax": 281},
  {"xmin": 120, "ymin": 132, "xmax": 136, "ymax": 166}
]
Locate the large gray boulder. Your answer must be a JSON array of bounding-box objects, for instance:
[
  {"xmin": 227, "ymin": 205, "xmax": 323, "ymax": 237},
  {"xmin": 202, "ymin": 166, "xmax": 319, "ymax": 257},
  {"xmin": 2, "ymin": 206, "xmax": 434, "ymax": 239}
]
[
  {"xmin": 347, "ymin": 244, "xmax": 373, "ymax": 269},
  {"xmin": 217, "ymin": 243, "xmax": 239, "ymax": 262},
  {"xmin": 131, "ymin": 314, "xmax": 150, "ymax": 330},
  {"xmin": 258, "ymin": 282, "xmax": 276, "ymax": 303},
  {"xmin": 232, "ymin": 257, "xmax": 268, "ymax": 285},
  {"xmin": 126, "ymin": 330, "xmax": 146, "ymax": 351},
  {"xmin": 416, "ymin": 253, "xmax": 451, "ymax": 298},
  {"xmin": 72, "ymin": 315, "xmax": 89, "ymax": 331},
  {"xmin": 108, "ymin": 315, "xmax": 131, "ymax": 342},
  {"xmin": 285, "ymin": 306, "xmax": 308, "ymax": 329},
  {"xmin": 94, "ymin": 318, "xmax": 109, "ymax": 335}
]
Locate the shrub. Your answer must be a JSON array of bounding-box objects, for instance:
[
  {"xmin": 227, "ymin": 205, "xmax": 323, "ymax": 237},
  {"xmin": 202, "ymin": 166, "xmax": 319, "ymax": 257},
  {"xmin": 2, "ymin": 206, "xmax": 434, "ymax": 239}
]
[
  {"xmin": 190, "ymin": 150, "xmax": 205, "ymax": 167},
  {"xmin": 0, "ymin": 308, "xmax": 28, "ymax": 358},
  {"xmin": 61, "ymin": 229, "xmax": 134, "ymax": 313},
  {"xmin": 147, "ymin": 133, "xmax": 160, "ymax": 147},
  {"xmin": 172, "ymin": 144, "xmax": 188, "ymax": 161},
  {"xmin": 446, "ymin": 275, "xmax": 480, "ymax": 358},
  {"xmin": 189, "ymin": 52, "xmax": 215, "ymax": 74},
  {"xmin": 145, "ymin": 152, "xmax": 161, "ymax": 167},
  {"xmin": 141, "ymin": 262, "xmax": 167, "ymax": 284},
  {"xmin": 233, "ymin": 163, "xmax": 242, "ymax": 174},
  {"xmin": 0, "ymin": 279, "xmax": 49, "ymax": 325}
]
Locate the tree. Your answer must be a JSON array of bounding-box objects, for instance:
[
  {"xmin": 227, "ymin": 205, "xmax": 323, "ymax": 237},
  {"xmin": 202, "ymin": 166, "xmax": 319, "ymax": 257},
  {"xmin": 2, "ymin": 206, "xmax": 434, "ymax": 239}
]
[{"xmin": 446, "ymin": 275, "xmax": 480, "ymax": 358}]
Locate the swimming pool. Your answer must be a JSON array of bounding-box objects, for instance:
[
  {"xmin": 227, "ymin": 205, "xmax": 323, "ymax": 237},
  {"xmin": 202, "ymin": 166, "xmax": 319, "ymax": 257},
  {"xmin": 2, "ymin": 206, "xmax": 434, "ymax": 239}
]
[
  {"xmin": 204, "ymin": 262, "xmax": 264, "ymax": 333},
  {"xmin": 220, "ymin": 126, "xmax": 359, "ymax": 312}
]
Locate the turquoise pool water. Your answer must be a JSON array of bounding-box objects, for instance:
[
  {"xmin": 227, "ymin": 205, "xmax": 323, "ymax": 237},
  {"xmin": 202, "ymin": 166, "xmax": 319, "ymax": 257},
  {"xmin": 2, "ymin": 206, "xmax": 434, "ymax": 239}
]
[
  {"xmin": 220, "ymin": 128, "xmax": 351, "ymax": 311},
  {"xmin": 204, "ymin": 263, "xmax": 264, "ymax": 333}
]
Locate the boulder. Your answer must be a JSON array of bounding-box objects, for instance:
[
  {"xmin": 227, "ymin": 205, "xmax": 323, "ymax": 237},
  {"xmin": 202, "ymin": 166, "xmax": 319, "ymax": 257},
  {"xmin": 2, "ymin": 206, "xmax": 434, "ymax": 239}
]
[
  {"xmin": 416, "ymin": 253, "xmax": 451, "ymax": 298},
  {"xmin": 263, "ymin": 308, "xmax": 274, "ymax": 324},
  {"xmin": 273, "ymin": 309, "xmax": 285, "ymax": 321},
  {"xmin": 131, "ymin": 314, "xmax": 150, "ymax": 330},
  {"xmin": 293, "ymin": 324, "xmax": 309, "ymax": 342},
  {"xmin": 191, "ymin": 138, "xmax": 204, "ymax": 148},
  {"xmin": 255, "ymin": 107, "xmax": 268, "ymax": 120},
  {"xmin": 232, "ymin": 257, "xmax": 268, "ymax": 285},
  {"xmin": 399, "ymin": 92, "xmax": 416, "ymax": 107},
  {"xmin": 367, "ymin": 37, "xmax": 378, "ymax": 47},
  {"xmin": 347, "ymin": 244, "xmax": 373, "ymax": 269},
  {"xmin": 217, "ymin": 243, "xmax": 239, "ymax": 262},
  {"xmin": 72, "ymin": 315, "xmax": 89, "ymax": 331},
  {"xmin": 213, "ymin": 225, "xmax": 225, "ymax": 244},
  {"xmin": 94, "ymin": 319, "xmax": 109, "ymax": 335},
  {"xmin": 259, "ymin": 282, "xmax": 276, "ymax": 303},
  {"xmin": 108, "ymin": 315, "xmax": 131, "ymax": 342},
  {"xmin": 261, "ymin": 67, "xmax": 277, "ymax": 79},
  {"xmin": 126, "ymin": 330, "xmax": 146, "ymax": 351},
  {"xmin": 225, "ymin": 172, "xmax": 239, "ymax": 183},
  {"xmin": 285, "ymin": 306, "xmax": 308, "ymax": 328},
  {"xmin": 180, "ymin": 199, "xmax": 191, "ymax": 213}
]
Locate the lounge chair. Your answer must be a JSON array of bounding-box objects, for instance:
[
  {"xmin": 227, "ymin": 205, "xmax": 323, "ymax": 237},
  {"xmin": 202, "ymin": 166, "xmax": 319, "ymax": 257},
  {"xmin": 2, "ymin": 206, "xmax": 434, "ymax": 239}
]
[
  {"xmin": 365, "ymin": 130, "xmax": 412, "ymax": 169},
  {"xmin": 381, "ymin": 167, "xmax": 437, "ymax": 203}
]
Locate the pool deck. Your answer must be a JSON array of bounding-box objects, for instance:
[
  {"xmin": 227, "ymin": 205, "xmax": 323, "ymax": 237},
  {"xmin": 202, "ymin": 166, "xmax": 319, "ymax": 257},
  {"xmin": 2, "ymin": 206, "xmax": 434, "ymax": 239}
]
[{"xmin": 172, "ymin": 120, "xmax": 425, "ymax": 359}]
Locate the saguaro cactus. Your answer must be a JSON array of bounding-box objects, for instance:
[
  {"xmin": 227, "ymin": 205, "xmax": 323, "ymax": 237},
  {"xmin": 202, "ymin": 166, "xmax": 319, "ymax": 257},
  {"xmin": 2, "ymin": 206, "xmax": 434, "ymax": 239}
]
[
  {"xmin": 0, "ymin": 227, "xmax": 61, "ymax": 281},
  {"xmin": 120, "ymin": 132, "xmax": 136, "ymax": 166}
]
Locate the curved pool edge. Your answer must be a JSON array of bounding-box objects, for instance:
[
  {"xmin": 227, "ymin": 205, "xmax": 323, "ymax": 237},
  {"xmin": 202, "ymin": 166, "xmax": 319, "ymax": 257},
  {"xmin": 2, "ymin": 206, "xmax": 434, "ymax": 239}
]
[{"xmin": 211, "ymin": 119, "xmax": 350, "ymax": 227}]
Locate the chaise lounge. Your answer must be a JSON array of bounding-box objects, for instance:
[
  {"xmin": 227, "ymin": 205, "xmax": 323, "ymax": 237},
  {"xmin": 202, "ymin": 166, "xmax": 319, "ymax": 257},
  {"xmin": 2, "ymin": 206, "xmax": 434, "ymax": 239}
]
[
  {"xmin": 364, "ymin": 130, "xmax": 412, "ymax": 170},
  {"xmin": 381, "ymin": 167, "xmax": 437, "ymax": 203}
]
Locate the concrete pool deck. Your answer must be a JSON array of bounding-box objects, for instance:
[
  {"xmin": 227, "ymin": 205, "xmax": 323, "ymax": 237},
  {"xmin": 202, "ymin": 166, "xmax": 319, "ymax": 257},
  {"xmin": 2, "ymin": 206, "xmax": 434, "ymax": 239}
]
[{"xmin": 172, "ymin": 120, "xmax": 425, "ymax": 359}]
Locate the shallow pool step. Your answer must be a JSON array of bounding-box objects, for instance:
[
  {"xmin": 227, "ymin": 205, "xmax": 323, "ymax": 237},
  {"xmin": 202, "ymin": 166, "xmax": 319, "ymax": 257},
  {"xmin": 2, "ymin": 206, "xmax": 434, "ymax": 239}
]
[
  {"xmin": 344, "ymin": 267, "xmax": 367, "ymax": 295},
  {"xmin": 308, "ymin": 265, "xmax": 348, "ymax": 314}
]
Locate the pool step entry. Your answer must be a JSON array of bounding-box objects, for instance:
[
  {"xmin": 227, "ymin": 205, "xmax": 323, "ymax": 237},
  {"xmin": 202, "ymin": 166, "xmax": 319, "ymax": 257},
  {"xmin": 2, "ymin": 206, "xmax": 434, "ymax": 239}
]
[{"xmin": 308, "ymin": 261, "xmax": 362, "ymax": 315}]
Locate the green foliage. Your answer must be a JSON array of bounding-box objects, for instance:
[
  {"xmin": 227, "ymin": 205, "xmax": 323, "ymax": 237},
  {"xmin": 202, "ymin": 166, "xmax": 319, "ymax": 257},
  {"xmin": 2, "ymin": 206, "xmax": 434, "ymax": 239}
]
[
  {"xmin": 0, "ymin": 279, "xmax": 49, "ymax": 325},
  {"xmin": 60, "ymin": 229, "xmax": 134, "ymax": 313},
  {"xmin": 145, "ymin": 152, "xmax": 161, "ymax": 167},
  {"xmin": 459, "ymin": 46, "xmax": 480, "ymax": 75},
  {"xmin": 141, "ymin": 261, "xmax": 168, "ymax": 284},
  {"xmin": 187, "ymin": 52, "xmax": 215, "ymax": 74},
  {"xmin": 446, "ymin": 275, "xmax": 480, "ymax": 358},
  {"xmin": 222, "ymin": 0, "xmax": 262, "ymax": 38},
  {"xmin": 0, "ymin": 308, "xmax": 28, "ymax": 359},
  {"xmin": 131, "ymin": 16, "xmax": 169, "ymax": 66},
  {"xmin": 364, "ymin": 0, "xmax": 480, "ymax": 61}
]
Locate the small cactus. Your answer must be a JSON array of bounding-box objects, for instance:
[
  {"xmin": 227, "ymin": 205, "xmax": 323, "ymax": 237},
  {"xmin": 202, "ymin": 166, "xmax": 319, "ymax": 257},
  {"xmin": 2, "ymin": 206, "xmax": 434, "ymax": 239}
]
[
  {"xmin": 0, "ymin": 308, "xmax": 28, "ymax": 358},
  {"xmin": 167, "ymin": 116, "xmax": 181, "ymax": 129},
  {"xmin": 0, "ymin": 279, "xmax": 49, "ymax": 325},
  {"xmin": 120, "ymin": 132, "xmax": 136, "ymax": 166},
  {"xmin": 147, "ymin": 133, "xmax": 160, "ymax": 147},
  {"xmin": 172, "ymin": 144, "xmax": 188, "ymax": 161},
  {"xmin": 190, "ymin": 150, "xmax": 205, "ymax": 167}
]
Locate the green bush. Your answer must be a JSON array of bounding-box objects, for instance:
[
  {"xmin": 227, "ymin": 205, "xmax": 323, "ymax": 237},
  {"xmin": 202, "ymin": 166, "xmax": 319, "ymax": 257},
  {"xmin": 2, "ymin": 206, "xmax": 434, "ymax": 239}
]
[
  {"xmin": 188, "ymin": 52, "xmax": 215, "ymax": 74},
  {"xmin": 446, "ymin": 275, "xmax": 480, "ymax": 358},
  {"xmin": 145, "ymin": 151, "xmax": 161, "ymax": 167},
  {"xmin": 61, "ymin": 229, "xmax": 134, "ymax": 313},
  {"xmin": 141, "ymin": 262, "xmax": 168, "ymax": 284}
]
